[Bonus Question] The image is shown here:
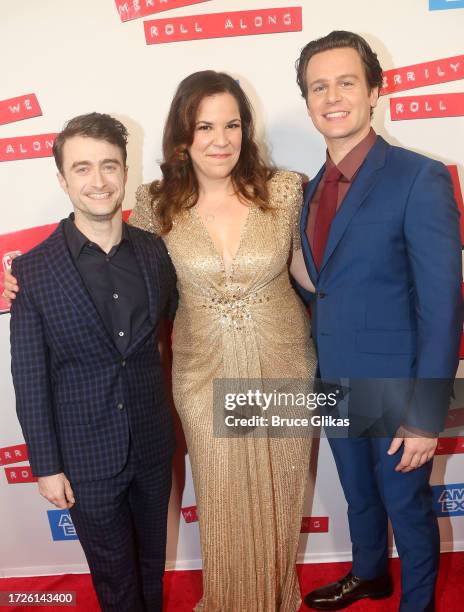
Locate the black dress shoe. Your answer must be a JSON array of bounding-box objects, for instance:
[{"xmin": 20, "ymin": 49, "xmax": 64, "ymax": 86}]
[{"xmin": 304, "ymin": 571, "xmax": 393, "ymax": 610}]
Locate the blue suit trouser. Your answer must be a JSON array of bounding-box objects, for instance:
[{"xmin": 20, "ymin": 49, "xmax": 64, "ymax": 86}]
[{"xmin": 328, "ymin": 436, "xmax": 439, "ymax": 612}]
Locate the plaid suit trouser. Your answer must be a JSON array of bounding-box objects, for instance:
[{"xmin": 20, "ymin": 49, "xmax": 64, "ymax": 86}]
[{"xmin": 69, "ymin": 442, "xmax": 172, "ymax": 612}]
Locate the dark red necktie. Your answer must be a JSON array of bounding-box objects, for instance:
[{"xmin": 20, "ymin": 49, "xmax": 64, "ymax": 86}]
[{"xmin": 312, "ymin": 166, "xmax": 342, "ymax": 270}]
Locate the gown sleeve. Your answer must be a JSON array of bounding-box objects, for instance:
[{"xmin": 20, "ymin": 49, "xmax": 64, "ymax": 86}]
[
  {"xmin": 128, "ymin": 183, "xmax": 162, "ymax": 235},
  {"xmin": 282, "ymin": 171, "xmax": 304, "ymax": 252}
]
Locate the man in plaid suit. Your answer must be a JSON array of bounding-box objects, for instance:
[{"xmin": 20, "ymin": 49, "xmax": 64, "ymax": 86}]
[{"xmin": 9, "ymin": 113, "xmax": 177, "ymax": 611}]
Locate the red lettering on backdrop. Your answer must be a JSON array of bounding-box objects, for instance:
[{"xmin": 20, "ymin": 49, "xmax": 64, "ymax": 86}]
[
  {"xmin": 381, "ymin": 55, "xmax": 464, "ymax": 95},
  {"xmin": 0, "ymin": 444, "xmax": 28, "ymax": 466},
  {"xmin": 115, "ymin": 0, "xmax": 211, "ymax": 22},
  {"xmin": 390, "ymin": 93, "xmax": 464, "ymax": 120},
  {"xmin": 144, "ymin": 7, "xmax": 302, "ymax": 45},
  {"xmin": 4, "ymin": 466, "xmax": 37, "ymax": 484},
  {"xmin": 0, "ymin": 94, "xmax": 42, "ymax": 126},
  {"xmin": 300, "ymin": 517, "xmax": 329, "ymax": 533},
  {"xmin": 0, "ymin": 133, "xmax": 57, "ymax": 162},
  {"xmin": 181, "ymin": 505, "xmax": 198, "ymax": 523},
  {"xmin": 436, "ymin": 437, "xmax": 464, "ymax": 455}
]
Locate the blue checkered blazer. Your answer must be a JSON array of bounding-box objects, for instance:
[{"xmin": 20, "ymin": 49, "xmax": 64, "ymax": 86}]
[{"xmin": 10, "ymin": 221, "xmax": 177, "ymax": 483}]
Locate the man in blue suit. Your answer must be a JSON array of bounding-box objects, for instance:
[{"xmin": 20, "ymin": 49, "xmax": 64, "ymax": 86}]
[
  {"xmin": 9, "ymin": 113, "xmax": 177, "ymax": 611},
  {"xmin": 295, "ymin": 32, "xmax": 462, "ymax": 611}
]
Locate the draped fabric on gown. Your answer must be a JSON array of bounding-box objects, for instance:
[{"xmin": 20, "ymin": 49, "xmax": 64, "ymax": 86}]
[{"xmin": 129, "ymin": 170, "xmax": 317, "ymax": 612}]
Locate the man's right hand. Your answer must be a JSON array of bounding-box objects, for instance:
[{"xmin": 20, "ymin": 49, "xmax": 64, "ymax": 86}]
[
  {"xmin": 38, "ymin": 473, "xmax": 75, "ymax": 509},
  {"xmin": 2, "ymin": 268, "xmax": 19, "ymax": 303}
]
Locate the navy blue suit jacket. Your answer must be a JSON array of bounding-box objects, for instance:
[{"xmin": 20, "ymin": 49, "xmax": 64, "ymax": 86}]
[
  {"xmin": 10, "ymin": 221, "xmax": 177, "ymax": 483},
  {"xmin": 300, "ymin": 137, "xmax": 462, "ymax": 432}
]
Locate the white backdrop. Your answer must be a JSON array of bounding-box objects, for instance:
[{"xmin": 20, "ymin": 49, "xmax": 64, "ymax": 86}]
[{"xmin": 1, "ymin": 0, "xmax": 463, "ymax": 577}]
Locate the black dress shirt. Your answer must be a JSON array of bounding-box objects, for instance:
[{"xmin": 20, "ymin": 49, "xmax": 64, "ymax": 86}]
[{"xmin": 64, "ymin": 215, "xmax": 149, "ymax": 353}]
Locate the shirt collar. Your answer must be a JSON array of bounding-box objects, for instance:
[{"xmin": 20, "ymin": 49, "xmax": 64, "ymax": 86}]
[
  {"xmin": 326, "ymin": 128, "xmax": 377, "ymax": 181},
  {"xmin": 64, "ymin": 213, "xmax": 129, "ymax": 260}
]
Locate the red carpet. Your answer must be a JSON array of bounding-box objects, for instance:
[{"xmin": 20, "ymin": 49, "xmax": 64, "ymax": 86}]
[{"xmin": 1, "ymin": 553, "xmax": 463, "ymax": 611}]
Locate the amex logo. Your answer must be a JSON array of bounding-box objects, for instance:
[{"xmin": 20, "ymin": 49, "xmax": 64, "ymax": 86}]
[
  {"xmin": 432, "ymin": 483, "xmax": 464, "ymax": 517},
  {"xmin": 47, "ymin": 509, "xmax": 79, "ymax": 541}
]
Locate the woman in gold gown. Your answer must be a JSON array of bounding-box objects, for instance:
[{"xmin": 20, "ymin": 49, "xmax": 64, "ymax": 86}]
[{"xmin": 129, "ymin": 71, "xmax": 317, "ymax": 611}]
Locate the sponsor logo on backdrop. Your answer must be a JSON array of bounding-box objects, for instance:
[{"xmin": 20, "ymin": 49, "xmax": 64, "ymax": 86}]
[
  {"xmin": 0, "ymin": 133, "xmax": 57, "ymax": 162},
  {"xmin": 0, "ymin": 94, "xmax": 42, "ymax": 126},
  {"xmin": 181, "ymin": 505, "xmax": 198, "ymax": 523},
  {"xmin": 144, "ymin": 6, "xmax": 302, "ymax": 44},
  {"xmin": 300, "ymin": 517, "xmax": 329, "ymax": 533},
  {"xmin": 436, "ymin": 437, "xmax": 464, "ymax": 455},
  {"xmin": 381, "ymin": 55, "xmax": 463, "ymax": 95},
  {"xmin": 429, "ymin": 0, "xmax": 464, "ymax": 10},
  {"xmin": 4, "ymin": 466, "xmax": 37, "ymax": 483},
  {"xmin": 116, "ymin": 0, "xmax": 211, "ymax": 22},
  {"xmin": 47, "ymin": 510, "xmax": 79, "ymax": 541},
  {"xmin": 432, "ymin": 483, "xmax": 464, "ymax": 516},
  {"xmin": 390, "ymin": 92, "xmax": 464, "ymax": 120},
  {"xmin": 0, "ymin": 444, "xmax": 28, "ymax": 465}
]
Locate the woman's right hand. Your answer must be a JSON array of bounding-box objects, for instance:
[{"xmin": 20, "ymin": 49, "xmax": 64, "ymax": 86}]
[{"xmin": 2, "ymin": 268, "xmax": 19, "ymax": 303}]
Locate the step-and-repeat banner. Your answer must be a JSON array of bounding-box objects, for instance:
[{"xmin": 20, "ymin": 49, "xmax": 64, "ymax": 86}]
[{"xmin": 1, "ymin": 0, "xmax": 463, "ymax": 577}]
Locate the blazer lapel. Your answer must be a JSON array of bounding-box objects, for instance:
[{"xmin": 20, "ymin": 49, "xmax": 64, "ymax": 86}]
[
  {"xmin": 124, "ymin": 225, "xmax": 160, "ymax": 356},
  {"xmin": 301, "ymin": 165, "xmax": 325, "ymax": 283},
  {"xmin": 127, "ymin": 225, "xmax": 159, "ymax": 327},
  {"xmin": 44, "ymin": 222, "xmax": 117, "ymax": 353},
  {"xmin": 319, "ymin": 137, "xmax": 389, "ymax": 273}
]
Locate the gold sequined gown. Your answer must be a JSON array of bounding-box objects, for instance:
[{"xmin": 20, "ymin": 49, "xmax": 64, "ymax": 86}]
[{"xmin": 129, "ymin": 170, "xmax": 317, "ymax": 612}]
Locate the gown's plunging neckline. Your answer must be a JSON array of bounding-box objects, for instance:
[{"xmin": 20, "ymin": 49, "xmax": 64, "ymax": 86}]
[{"xmin": 192, "ymin": 204, "xmax": 252, "ymax": 276}]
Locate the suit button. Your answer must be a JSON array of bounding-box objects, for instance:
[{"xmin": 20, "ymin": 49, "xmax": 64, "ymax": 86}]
[
  {"xmin": 117, "ymin": 402, "xmax": 124, "ymax": 410},
  {"xmin": 317, "ymin": 292, "xmax": 327, "ymax": 299},
  {"xmin": 121, "ymin": 360, "xmax": 126, "ymax": 367}
]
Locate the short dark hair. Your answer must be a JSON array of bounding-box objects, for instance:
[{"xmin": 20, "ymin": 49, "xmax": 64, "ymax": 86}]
[
  {"xmin": 296, "ymin": 30, "xmax": 383, "ymax": 100},
  {"xmin": 53, "ymin": 112, "xmax": 128, "ymax": 174}
]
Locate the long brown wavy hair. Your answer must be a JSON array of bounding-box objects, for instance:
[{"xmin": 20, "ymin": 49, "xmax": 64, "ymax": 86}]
[{"xmin": 150, "ymin": 70, "xmax": 275, "ymax": 233}]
